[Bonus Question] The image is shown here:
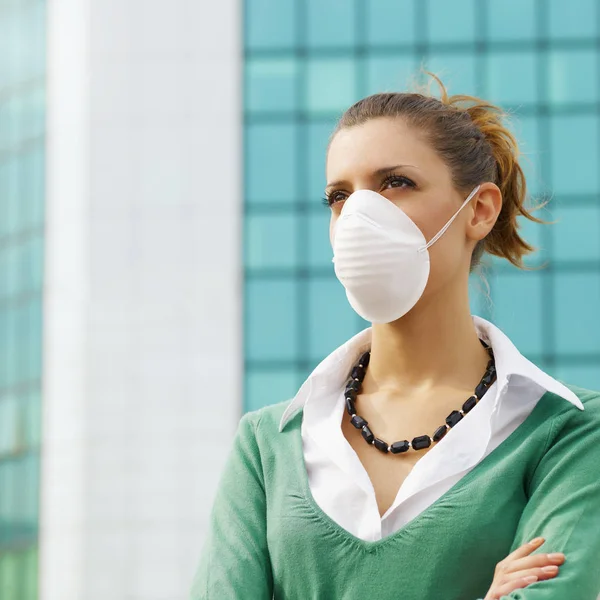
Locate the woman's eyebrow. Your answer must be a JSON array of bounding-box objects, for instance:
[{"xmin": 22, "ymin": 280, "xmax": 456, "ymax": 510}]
[{"xmin": 325, "ymin": 164, "xmax": 420, "ymax": 190}]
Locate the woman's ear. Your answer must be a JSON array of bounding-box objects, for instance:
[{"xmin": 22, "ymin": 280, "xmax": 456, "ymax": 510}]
[{"xmin": 467, "ymin": 182, "xmax": 502, "ymax": 243}]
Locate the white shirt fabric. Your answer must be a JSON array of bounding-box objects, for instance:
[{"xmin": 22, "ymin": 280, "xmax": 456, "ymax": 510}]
[{"xmin": 278, "ymin": 316, "xmax": 584, "ymax": 542}]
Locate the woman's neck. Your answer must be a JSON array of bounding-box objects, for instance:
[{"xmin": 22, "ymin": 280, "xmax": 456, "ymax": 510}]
[{"xmin": 362, "ymin": 291, "xmax": 489, "ymax": 399}]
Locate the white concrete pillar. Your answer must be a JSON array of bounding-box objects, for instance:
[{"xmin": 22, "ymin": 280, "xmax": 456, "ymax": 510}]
[{"xmin": 41, "ymin": 1, "xmax": 242, "ymax": 598}]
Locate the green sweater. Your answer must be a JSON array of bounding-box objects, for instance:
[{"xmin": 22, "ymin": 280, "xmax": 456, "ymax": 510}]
[{"xmin": 190, "ymin": 386, "xmax": 600, "ymax": 599}]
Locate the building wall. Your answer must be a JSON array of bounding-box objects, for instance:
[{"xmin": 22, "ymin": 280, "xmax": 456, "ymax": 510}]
[
  {"xmin": 0, "ymin": 0, "xmax": 46, "ymax": 597},
  {"xmin": 243, "ymin": 0, "xmax": 600, "ymax": 412}
]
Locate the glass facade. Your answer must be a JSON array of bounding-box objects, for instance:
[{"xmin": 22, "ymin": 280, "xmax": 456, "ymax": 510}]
[
  {"xmin": 0, "ymin": 0, "xmax": 45, "ymax": 598},
  {"xmin": 243, "ymin": 0, "xmax": 600, "ymax": 412}
]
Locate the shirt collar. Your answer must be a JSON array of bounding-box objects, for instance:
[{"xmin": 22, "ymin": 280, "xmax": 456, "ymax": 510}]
[{"xmin": 278, "ymin": 315, "xmax": 583, "ymax": 432}]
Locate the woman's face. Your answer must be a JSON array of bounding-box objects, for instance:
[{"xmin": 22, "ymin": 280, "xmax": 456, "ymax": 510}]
[{"xmin": 325, "ymin": 117, "xmax": 491, "ymax": 308}]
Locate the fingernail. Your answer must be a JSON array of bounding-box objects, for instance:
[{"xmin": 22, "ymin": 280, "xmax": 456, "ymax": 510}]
[
  {"xmin": 530, "ymin": 537, "xmax": 544, "ymax": 545},
  {"xmin": 524, "ymin": 575, "xmax": 538, "ymax": 583},
  {"xmin": 542, "ymin": 565, "xmax": 559, "ymax": 573},
  {"xmin": 548, "ymin": 553, "xmax": 564, "ymax": 561}
]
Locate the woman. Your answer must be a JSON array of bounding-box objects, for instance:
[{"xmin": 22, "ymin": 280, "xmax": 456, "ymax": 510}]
[{"xmin": 190, "ymin": 73, "xmax": 600, "ymax": 599}]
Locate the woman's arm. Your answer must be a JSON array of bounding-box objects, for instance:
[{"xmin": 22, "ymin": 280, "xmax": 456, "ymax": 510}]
[
  {"xmin": 189, "ymin": 411, "xmax": 273, "ymax": 599},
  {"xmin": 479, "ymin": 392, "xmax": 600, "ymax": 599}
]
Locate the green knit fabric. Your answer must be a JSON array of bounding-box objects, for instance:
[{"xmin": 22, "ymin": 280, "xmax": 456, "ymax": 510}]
[{"xmin": 190, "ymin": 386, "xmax": 600, "ymax": 599}]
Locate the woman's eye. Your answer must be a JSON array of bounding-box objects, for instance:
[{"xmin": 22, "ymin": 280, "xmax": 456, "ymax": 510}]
[
  {"xmin": 328, "ymin": 191, "xmax": 348, "ymax": 204},
  {"xmin": 384, "ymin": 175, "xmax": 415, "ymax": 190}
]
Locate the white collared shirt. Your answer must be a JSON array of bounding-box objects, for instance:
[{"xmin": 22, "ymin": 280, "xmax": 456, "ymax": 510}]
[{"xmin": 278, "ymin": 316, "xmax": 584, "ymax": 542}]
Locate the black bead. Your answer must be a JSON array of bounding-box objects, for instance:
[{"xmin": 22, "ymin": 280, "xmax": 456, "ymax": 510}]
[
  {"xmin": 482, "ymin": 372, "xmax": 495, "ymax": 386},
  {"xmin": 345, "ymin": 396, "xmax": 356, "ymax": 416},
  {"xmin": 487, "ymin": 359, "xmax": 495, "ymax": 371},
  {"xmin": 462, "ymin": 395, "xmax": 478, "ymax": 414},
  {"xmin": 351, "ymin": 415, "xmax": 367, "ymax": 429},
  {"xmin": 351, "ymin": 365, "xmax": 365, "ymax": 381},
  {"xmin": 346, "ymin": 379, "xmax": 361, "ymax": 393},
  {"xmin": 362, "ymin": 425, "xmax": 374, "ymax": 444},
  {"xmin": 358, "ymin": 351, "xmax": 370, "ymax": 368},
  {"xmin": 345, "ymin": 388, "xmax": 357, "ymax": 402},
  {"xmin": 373, "ymin": 437, "xmax": 388, "ymax": 453},
  {"xmin": 390, "ymin": 440, "xmax": 410, "ymax": 454},
  {"xmin": 446, "ymin": 410, "xmax": 463, "ymax": 428},
  {"xmin": 475, "ymin": 382, "xmax": 488, "ymax": 399},
  {"xmin": 432, "ymin": 425, "xmax": 448, "ymax": 442},
  {"xmin": 411, "ymin": 435, "xmax": 431, "ymax": 450}
]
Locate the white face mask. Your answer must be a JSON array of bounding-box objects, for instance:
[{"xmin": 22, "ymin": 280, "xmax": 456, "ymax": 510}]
[{"xmin": 331, "ymin": 184, "xmax": 481, "ymax": 324}]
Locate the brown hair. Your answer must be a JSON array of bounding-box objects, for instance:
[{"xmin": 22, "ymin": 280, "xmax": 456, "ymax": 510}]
[{"xmin": 330, "ymin": 71, "xmax": 545, "ymax": 270}]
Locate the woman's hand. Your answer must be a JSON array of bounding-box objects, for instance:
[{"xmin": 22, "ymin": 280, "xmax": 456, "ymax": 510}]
[{"xmin": 483, "ymin": 537, "xmax": 565, "ymax": 600}]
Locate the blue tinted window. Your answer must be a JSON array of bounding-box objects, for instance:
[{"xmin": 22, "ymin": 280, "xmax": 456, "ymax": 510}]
[
  {"xmin": 365, "ymin": 55, "xmax": 417, "ymax": 96},
  {"xmin": 14, "ymin": 303, "xmax": 29, "ymax": 386},
  {"xmin": 491, "ymin": 271, "xmax": 544, "ymax": 357},
  {"xmin": 0, "ymin": 246, "xmax": 18, "ymax": 298},
  {"xmin": 0, "ymin": 14, "xmax": 14, "ymax": 88},
  {"xmin": 516, "ymin": 116, "xmax": 547, "ymax": 198},
  {"xmin": 0, "ymin": 158, "xmax": 19, "ymax": 238},
  {"xmin": 245, "ymin": 279, "xmax": 299, "ymax": 361},
  {"xmin": 548, "ymin": 49, "xmax": 598, "ymax": 105},
  {"xmin": 30, "ymin": 147, "xmax": 45, "ymax": 229},
  {"xmin": 20, "ymin": 236, "xmax": 43, "ymax": 293},
  {"xmin": 305, "ymin": 211, "xmax": 334, "ymax": 269},
  {"xmin": 550, "ymin": 115, "xmax": 600, "ymax": 195},
  {"xmin": 245, "ymin": 213, "xmax": 298, "ymax": 269},
  {"xmin": 0, "ymin": 395, "xmax": 17, "ymax": 455},
  {"xmin": 518, "ymin": 214, "xmax": 549, "ymax": 268},
  {"xmin": 23, "ymin": 390, "xmax": 41, "ymax": 449},
  {"xmin": 366, "ymin": 0, "xmax": 416, "ymax": 47},
  {"xmin": 246, "ymin": 123, "xmax": 298, "ymax": 204},
  {"xmin": 246, "ymin": 58, "xmax": 298, "ymax": 113},
  {"xmin": 307, "ymin": 121, "xmax": 333, "ymax": 203},
  {"xmin": 245, "ymin": 368, "xmax": 300, "ymax": 412},
  {"xmin": 308, "ymin": 278, "xmax": 359, "ymax": 362},
  {"xmin": 0, "ymin": 311, "xmax": 6, "ymax": 389},
  {"xmin": 307, "ymin": 0, "xmax": 356, "ymax": 48},
  {"xmin": 0, "ymin": 458, "xmax": 16, "ymax": 528},
  {"xmin": 0, "ymin": 96, "xmax": 21, "ymax": 151},
  {"xmin": 20, "ymin": 0, "xmax": 46, "ymax": 82},
  {"xmin": 20, "ymin": 84, "xmax": 45, "ymax": 142},
  {"xmin": 0, "ymin": 250, "xmax": 7, "ymax": 299},
  {"xmin": 12, "ymin": 243, "xmax": 27, "ymax": 296},
  {"xmin": 25, "ymin": 297, "xmax": 42, "ymax": 381},
  {"xmin": 245, "ymin": 0, "xmax": 296, "ymax": 50},
  {"xmin": 426, "ymin": 0, "xmax": 476, "ymax": 44},
  {"xmin": 5, "ymin": 305, "xmax": 22, "ymax": 388},
  {"xmin": 19, "ymin": 146, "xmax": 45, "ymax": 231},
  {"xmin": 0, "ymin": 163, "xmax": 8, "ymax": 239},
  {"xmin": 548, "ymin": 0, "xmax": 597, "ymax": 39},
  {"xmin": 554, "ymin": 364, "xmax": 600, "ymax": 391},
  {"xmin": 554, "ymin": 272, "xmax": 600, "ymax": 354},
  {"xmin": 15, "ymin": 453, "xmax": 39, "ymax": 530},
  {"xmin": 487, "ymin": 0, "xmax": 536, "ymax": 40},
  {"xmin": 306, "ymin": 58, "xmax": 357, "ymax": 114},
  {"xmin": 424, "ymin": 53, "xmax": 477, "ymax": 96},
  {"xmin": 551, "ymin": 205, "xmax": 600, "ymax": 263},
  {"xmin": 486, "ymin": 51, "xmax": 538, "ymax": 105}
]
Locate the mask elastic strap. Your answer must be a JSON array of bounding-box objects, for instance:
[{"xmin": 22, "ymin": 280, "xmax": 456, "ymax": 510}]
[{"xmin": 421, "ymin": 184, "xmax": 481, "ymax": 251}]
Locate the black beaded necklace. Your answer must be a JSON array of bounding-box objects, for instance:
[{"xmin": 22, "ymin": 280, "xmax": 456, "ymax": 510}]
[{"xmin": 344, "ymin": 341, "xmax": 497, "ymax": 454}]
